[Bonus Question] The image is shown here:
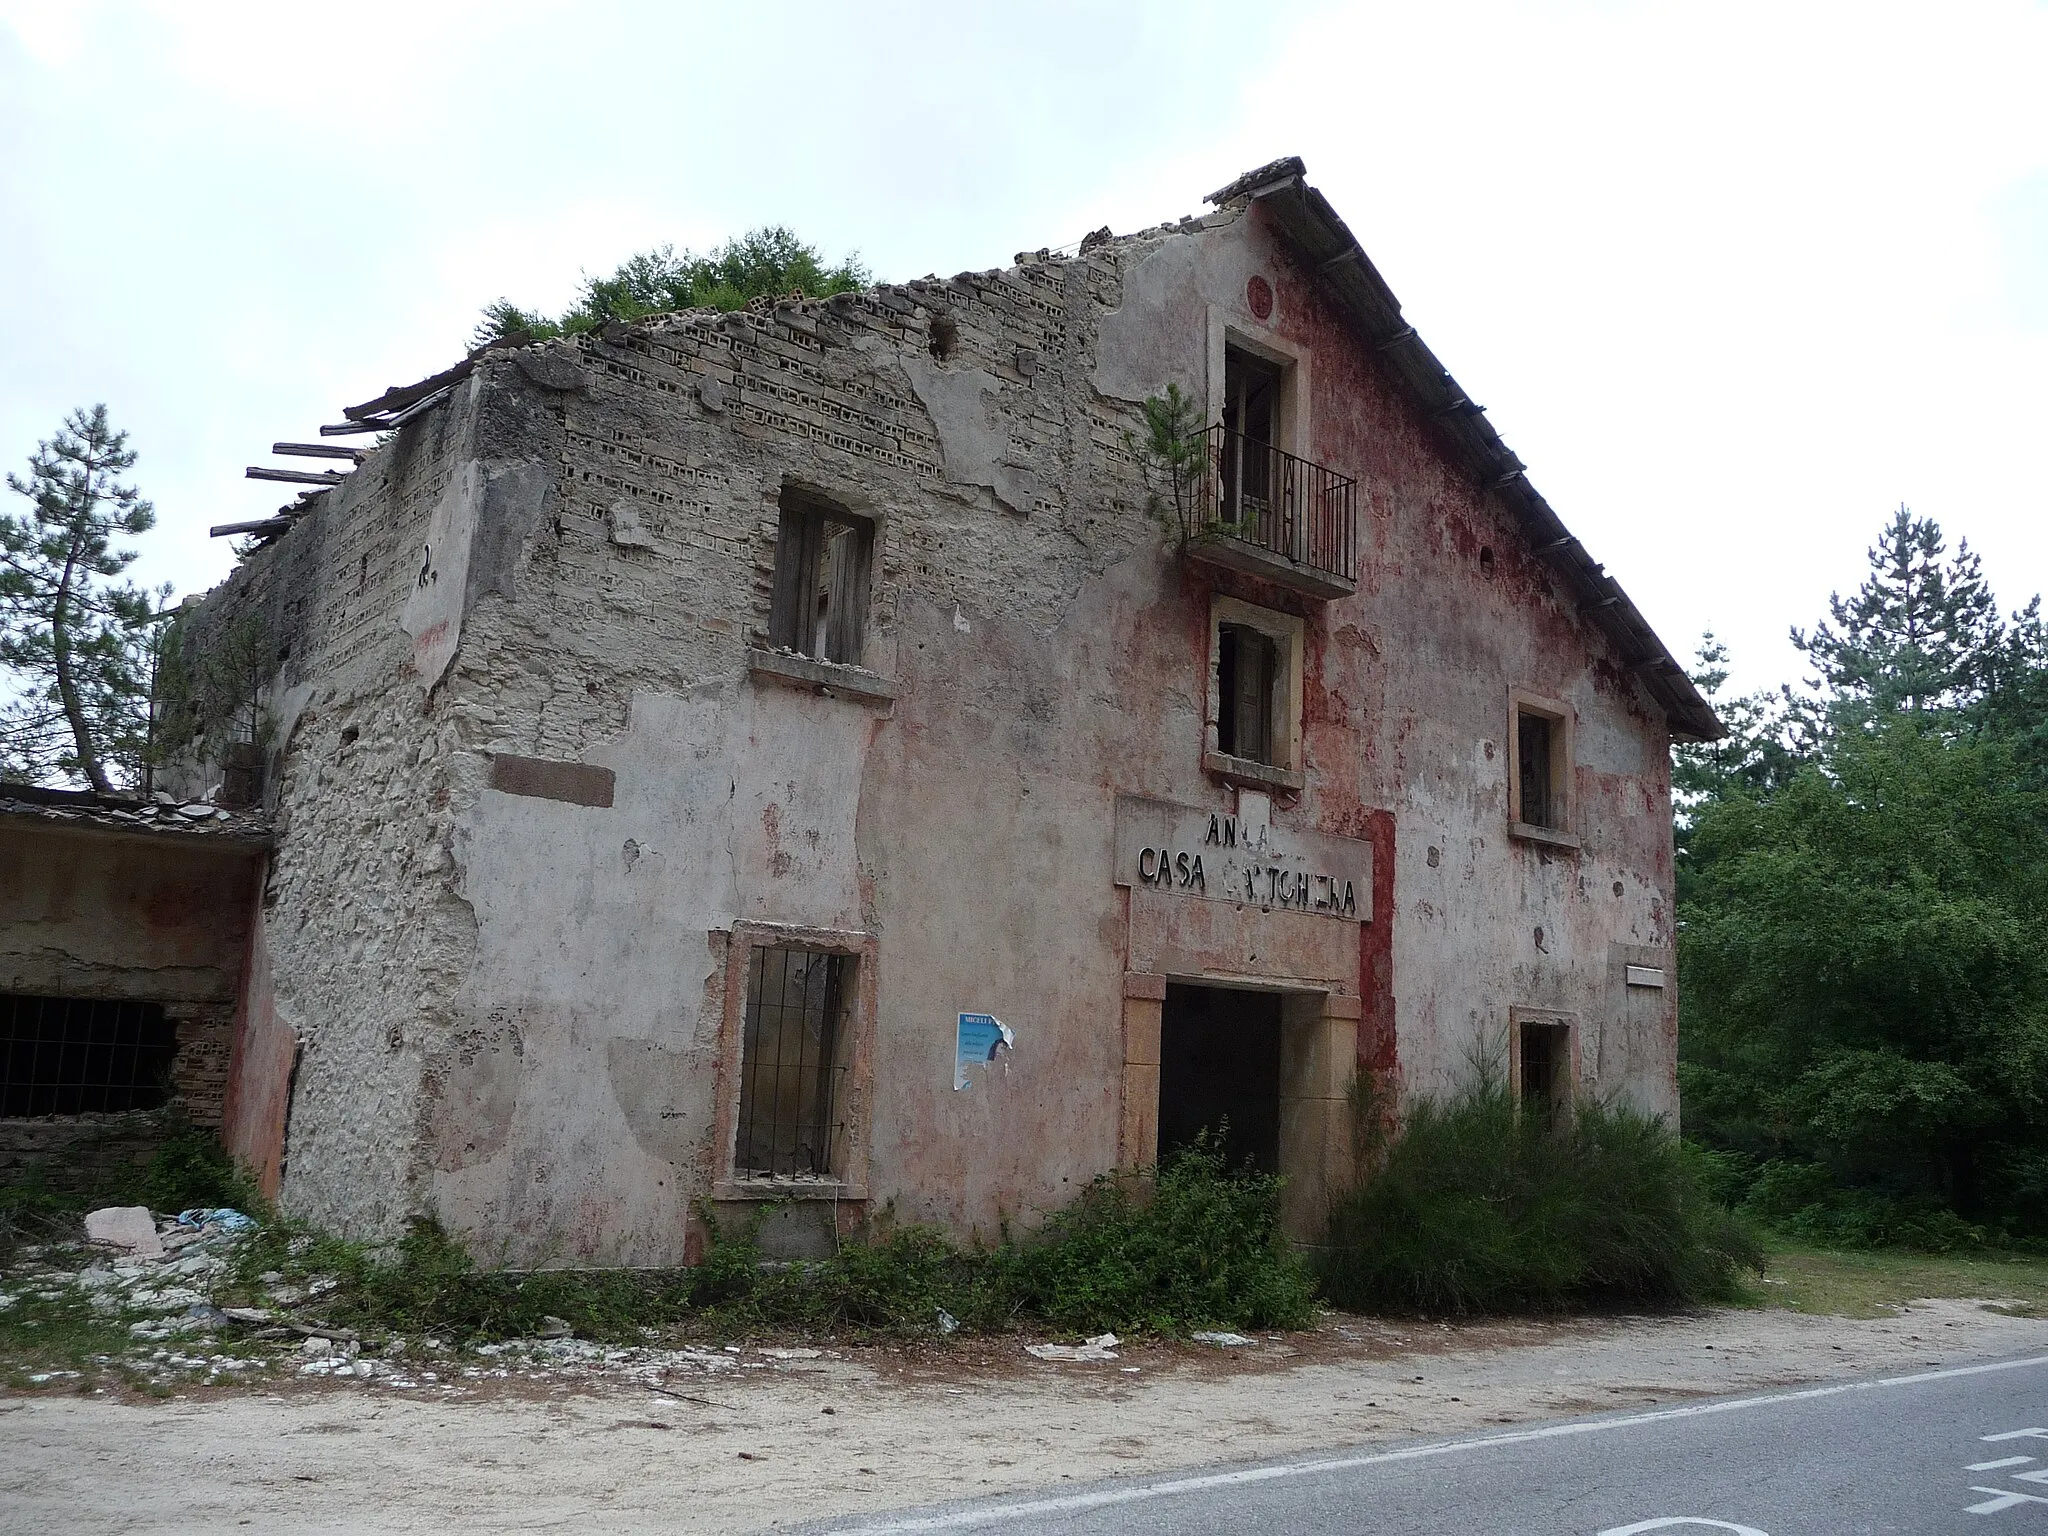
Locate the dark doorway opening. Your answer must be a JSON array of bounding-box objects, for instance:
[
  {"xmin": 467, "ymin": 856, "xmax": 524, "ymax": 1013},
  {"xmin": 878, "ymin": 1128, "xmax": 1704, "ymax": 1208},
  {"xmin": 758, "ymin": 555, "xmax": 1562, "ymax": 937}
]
[
  {"xmin": 1518, "ymin": 1018, "xmax": 1571, "ymax": 1127},
  {"xmin": 1158, "ymin": 984, "xmax": 1282, "ymax": 1174}
]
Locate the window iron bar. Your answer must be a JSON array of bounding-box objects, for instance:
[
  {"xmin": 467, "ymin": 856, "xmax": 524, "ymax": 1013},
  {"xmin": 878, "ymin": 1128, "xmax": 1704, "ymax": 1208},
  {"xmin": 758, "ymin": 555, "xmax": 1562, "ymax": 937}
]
[
  {"xmin": 736, "ymin": 947, "xmax": 847, "ymax": 1179},
  {"xmin": 1, "ymin": 994, "xmax": 177, "ymax": 1118}
]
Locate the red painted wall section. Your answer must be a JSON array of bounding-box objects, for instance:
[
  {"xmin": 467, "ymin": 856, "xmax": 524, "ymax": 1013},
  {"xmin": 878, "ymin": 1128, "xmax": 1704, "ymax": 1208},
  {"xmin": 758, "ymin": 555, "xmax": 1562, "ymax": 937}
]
[
  {"xmin": 1359, "ymin": 807, "xmax": 1398, "ymax": 1074},
  {"xmin": 220, "ymin": 889, "xmax": 296, "ymax": 1198}
]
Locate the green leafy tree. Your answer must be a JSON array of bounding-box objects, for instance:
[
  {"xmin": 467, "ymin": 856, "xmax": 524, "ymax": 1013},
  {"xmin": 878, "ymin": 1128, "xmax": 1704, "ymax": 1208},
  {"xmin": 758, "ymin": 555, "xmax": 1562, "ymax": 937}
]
[
  {"xmin": 0, "ymin": 406, "xmax": 166, "ymax": 792},
  {"xmin": 1679, "ymin": 722, "xmax": 2048, "ymax": 1233},
  {"xmin": 1679, "ymin": 507, "xmax": 2048, "ymax": 1244},
  {"xmin": 473, "ymin": 227, "xmax": 869, "ymax": 348},
  {"xmin": 1975, "ymin": 597, "xmax": 2048, "ymax": 777}
]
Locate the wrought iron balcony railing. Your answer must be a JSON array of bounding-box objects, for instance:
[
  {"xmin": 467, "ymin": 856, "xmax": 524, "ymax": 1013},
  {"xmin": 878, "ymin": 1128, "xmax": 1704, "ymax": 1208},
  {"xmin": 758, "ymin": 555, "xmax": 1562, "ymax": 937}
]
[{"xmin": 1191, "ymin": 425, "xmax": 1357, "ymax": 595}]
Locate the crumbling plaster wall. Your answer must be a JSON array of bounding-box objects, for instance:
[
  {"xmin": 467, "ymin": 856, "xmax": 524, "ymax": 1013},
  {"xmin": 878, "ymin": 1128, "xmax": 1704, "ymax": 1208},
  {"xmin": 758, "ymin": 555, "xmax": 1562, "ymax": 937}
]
[
  {"xmin": 1076, "ymin": 201, "xmax": 1678, "ymax": 1110},
  {"xmin": 202, "ymin": 190, "xmax": 1681, "ymax": 1260},
  {"xmin": 186, "ymin": 388, "xmax": 510, "ymax": 1238},
  {"xmin": 397, "ymin": 199, "xmax": 1678, "ymax": 1263}
]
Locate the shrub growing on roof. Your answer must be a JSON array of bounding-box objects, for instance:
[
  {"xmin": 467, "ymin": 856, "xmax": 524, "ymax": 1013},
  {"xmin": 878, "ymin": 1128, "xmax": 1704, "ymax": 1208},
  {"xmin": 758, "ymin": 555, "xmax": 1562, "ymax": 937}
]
[{"xmin": 472, "ymin": 227, "xmax": 870, "ymax": 347}]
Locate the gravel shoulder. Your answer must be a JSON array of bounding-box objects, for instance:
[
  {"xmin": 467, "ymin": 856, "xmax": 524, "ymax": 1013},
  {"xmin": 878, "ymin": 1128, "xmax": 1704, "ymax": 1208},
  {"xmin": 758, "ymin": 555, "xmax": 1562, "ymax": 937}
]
[{"xmin": 5, "ymin": 1298, "xmax": 2046, "ymax": 1534}]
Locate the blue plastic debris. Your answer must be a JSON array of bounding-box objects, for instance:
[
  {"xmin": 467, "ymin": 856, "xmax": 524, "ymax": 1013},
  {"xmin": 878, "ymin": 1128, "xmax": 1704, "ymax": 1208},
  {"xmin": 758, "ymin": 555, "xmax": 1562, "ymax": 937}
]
[{"xmin": 176, "ymin": 1208, "xmax": 257, "ymax": 1232}]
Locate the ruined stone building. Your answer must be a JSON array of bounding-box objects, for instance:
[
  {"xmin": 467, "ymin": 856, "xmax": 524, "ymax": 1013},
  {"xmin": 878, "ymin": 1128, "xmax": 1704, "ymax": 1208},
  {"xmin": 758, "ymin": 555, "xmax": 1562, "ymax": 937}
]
[{"xmin": 13, "ymin": 158, "xmax": 1718, "ymax": 1262}]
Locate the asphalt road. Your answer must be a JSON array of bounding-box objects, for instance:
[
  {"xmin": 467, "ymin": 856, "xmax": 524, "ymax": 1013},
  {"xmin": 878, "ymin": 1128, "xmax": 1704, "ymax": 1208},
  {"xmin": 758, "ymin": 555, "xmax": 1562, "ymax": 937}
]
[{"xmin": 812, "ymin": 1353, "xmax": 2048, "ymax": 1536}]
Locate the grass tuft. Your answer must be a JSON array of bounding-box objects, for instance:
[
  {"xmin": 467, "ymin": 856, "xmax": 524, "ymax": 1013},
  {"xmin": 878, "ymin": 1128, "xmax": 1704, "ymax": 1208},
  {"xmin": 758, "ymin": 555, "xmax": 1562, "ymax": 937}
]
[{"xmin": 208, "ymin": 1136, "xmax": 1312, "ymax": 1345}]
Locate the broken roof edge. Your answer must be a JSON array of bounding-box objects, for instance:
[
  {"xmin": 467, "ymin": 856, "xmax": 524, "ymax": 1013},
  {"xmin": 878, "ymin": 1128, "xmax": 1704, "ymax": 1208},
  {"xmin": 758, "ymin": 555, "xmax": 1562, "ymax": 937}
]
[
  {"xmin": 0, "ymin": 782, "xmax": 272, "ymax": 849},
  {"xmin": 332, "ymin": 164, "xmax": 1716, "ymax": 740},
  {"xmin": 1215, "ymin": 159, "xmax": 1720, "ymax": 742}
]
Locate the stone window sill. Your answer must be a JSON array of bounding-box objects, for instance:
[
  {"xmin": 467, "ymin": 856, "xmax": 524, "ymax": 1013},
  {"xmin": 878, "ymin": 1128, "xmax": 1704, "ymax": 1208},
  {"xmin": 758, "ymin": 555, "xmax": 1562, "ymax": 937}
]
[
  {"xmin": 745, "ymin": 649, "xmax": 898, "ymax": 705},
  {"xmin": 712, "ymin": 1178, "xmax": 867, "ymax": 1203},
  {"xmin": 1203, "ymin": 750, "xmax": 1306, "ymax": 794},
  {"xmin": 1509, "ymin": 820, "xmax": 1583, "ymax": 852}
]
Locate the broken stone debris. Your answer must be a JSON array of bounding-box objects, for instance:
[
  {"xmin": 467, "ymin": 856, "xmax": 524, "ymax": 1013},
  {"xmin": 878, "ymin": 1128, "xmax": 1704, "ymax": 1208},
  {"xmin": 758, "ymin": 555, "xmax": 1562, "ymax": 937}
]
[
  {"xmin": 14, "ymin": 1210, "xmax": 876, "ymax": 1395},
  {"xmin": 83, "ymin": 1206, "xmax": 164, "ymax": 1258},
  {"xmin": 1191, "ymin": 1331, "xmax": 1254, "ymax": 1347},
  {"xmin": 1025, "ymin": 1332, "xmax": 1120, "ymax": 1362}
]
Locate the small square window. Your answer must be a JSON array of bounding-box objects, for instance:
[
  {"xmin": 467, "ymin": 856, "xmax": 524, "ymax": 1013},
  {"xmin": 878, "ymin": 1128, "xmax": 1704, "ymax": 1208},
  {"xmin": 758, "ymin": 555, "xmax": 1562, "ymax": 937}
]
[
  {"xmin": 736, "ymin": 946, "xmax": 851, "ymax": 1179},
  {"xmin": 768, "ymin": 491, "xmax": 873, "ymax": 665}
]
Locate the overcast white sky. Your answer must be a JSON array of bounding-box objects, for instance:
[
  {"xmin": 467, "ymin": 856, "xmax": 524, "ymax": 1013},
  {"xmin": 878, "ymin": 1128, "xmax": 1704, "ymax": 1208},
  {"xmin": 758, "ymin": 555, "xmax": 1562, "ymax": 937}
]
[{"xmin": 2, "ymin": 1, "xmax": 2042, "ymax": 695}]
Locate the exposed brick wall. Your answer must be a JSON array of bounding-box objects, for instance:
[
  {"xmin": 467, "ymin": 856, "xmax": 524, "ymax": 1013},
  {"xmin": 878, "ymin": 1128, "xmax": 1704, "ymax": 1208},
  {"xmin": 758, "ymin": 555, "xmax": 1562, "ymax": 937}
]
[{"xmin": 0, "ymin": 1108, "xmax": 181, "ymax": 1197}]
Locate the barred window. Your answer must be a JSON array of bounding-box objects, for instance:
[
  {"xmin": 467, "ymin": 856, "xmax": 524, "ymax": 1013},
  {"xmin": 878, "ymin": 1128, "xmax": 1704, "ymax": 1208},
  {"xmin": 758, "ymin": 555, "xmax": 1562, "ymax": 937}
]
[
  {"xmin": 1, "ymin": 995, "xmax": 176, "ymax": 1117},
  {"xmin": 735, "ymin": 947, "xmax": 850, "ymax": 1179}
]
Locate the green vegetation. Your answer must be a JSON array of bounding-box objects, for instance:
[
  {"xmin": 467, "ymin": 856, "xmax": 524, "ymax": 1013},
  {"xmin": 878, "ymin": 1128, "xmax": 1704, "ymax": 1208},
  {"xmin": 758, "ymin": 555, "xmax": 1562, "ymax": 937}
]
[
  {"xmin": 0, "ymin": 405, "xmax": 170, "ymax": 791},
  {"xmin": 1126, "ymin": 384, "xmax": 1210, "ymax": 552},
  {"xmin": 1320, "ymin": 1076, "xmax": 1761, "ymax": 1315},
  {"xmin": 473, "ymin": 227, "xmax": 869, "ymax": 348},
  {"xmin": 1678, "ymin": 507, "xmax": 2048, "ymax": 1248},
  {"xmin": 0, "ymin": 1277, "xmax": 148, "ymax": 1389},
  {"xmin": 196, "ymin": 1137, "xmax": 1312, "ymax": 1346},
  {"xmin": 1749, "ymin": 1236, "xmax": 2048, "ymax": 1320}
]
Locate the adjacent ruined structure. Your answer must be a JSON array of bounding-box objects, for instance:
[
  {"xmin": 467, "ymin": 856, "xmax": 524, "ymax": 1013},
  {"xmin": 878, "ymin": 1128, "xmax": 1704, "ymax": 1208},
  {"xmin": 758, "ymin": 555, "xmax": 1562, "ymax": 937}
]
[
  {"xmin": 155, "ymin": 158, "xmax": 1716, "ymax": 1262},
  {"xmin": 0, "ymin": 786, "xmax": 268, "ymax": 1191}
]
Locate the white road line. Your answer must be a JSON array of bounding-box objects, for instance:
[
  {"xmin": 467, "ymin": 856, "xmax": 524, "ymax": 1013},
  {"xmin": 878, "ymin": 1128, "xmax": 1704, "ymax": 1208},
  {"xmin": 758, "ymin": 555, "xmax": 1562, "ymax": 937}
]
[
  {"xmin": 1966, "ymin": 1457, "xmax": 2035, "ymax": 1470},
  {"xmin": 1982, "ymin": 1427, "xmax": 2048, "ymax": 1442},
  {"xmin": 824, "ymin": 1354, "xmax": 2048, "ymax": 1534},
  {"xmin": 1968, "ymin": 1487, "xmax": 2048, "ymax": 1514}
]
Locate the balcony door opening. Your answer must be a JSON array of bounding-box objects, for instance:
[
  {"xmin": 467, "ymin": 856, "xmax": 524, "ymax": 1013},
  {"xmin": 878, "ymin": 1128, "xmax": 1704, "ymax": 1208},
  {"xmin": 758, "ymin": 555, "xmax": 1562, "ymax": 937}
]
[
  {"xmin": 1221, "ymin": 346, "xmax": 1285, "ymax": 533},
  {"xmin": 1224, "ymin": 346, "xmax": 1282, "ymax": 449}
]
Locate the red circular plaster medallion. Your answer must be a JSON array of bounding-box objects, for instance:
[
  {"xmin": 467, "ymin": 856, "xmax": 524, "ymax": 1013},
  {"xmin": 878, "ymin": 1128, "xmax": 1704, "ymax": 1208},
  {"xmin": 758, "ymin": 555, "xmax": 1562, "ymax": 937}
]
[{"xmin": 1246, "ymin": 275, "xmax": 1274, "ymax": 320}]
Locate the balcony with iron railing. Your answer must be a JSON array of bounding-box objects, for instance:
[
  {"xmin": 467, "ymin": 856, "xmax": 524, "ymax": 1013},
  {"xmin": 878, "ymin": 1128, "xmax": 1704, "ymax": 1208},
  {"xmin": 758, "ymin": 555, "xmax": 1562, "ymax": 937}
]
[{"xmin": 1188, "ymin": 424, "xmax": 1358, "ymax": 598}]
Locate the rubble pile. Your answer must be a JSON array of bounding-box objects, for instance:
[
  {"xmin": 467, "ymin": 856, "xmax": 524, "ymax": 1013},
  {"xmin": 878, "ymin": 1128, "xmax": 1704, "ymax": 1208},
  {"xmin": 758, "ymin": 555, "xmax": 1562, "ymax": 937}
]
[{"xmin": 2, "ymin": 1206, "xmax": 846, "ymax": 1395}]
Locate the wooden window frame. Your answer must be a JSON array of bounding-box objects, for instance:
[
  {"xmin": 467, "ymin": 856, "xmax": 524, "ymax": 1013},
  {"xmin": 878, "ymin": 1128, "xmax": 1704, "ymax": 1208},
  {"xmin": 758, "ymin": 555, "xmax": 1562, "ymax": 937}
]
[
  {"xmin": 1205, "ymin": 314, "xmax": 1312, "ymax": 461},
  {"xmin": 1205, "ymin": 595, "xmax": 1306, "ymax": 792},
  {"xmin": 767, "ymin": 488, "xmax": 875, "ymax": 667},
  {"xmin": 1506, "ymin": 688, "xmax": 1580, "ymax": 849},
  {"xmin": 711, "ymin": 921, "xmax": 876, "ymax": 1202}
]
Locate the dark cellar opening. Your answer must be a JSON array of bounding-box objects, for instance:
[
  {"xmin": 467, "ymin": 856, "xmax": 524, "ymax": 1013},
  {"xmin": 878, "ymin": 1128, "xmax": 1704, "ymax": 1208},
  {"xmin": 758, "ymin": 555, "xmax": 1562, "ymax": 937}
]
[
  {"xmin": 1158, "ymin": 983, "xmax": 1282, "ymax": 1175},
  {"xmin": 1, "ymin": 994, "xmax": 176, "ymax": 1118}
]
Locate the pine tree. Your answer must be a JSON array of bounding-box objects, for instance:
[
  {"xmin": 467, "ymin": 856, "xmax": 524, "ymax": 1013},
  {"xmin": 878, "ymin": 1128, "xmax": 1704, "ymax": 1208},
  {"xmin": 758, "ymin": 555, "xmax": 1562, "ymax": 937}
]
[
  {"xmin": 1975, "ymin": 596, "xmax": 2048, "ymax": 778},
  {"xmin": 1673, "ymin": 632, "xmax": 1801, "ymax": 811},
  {"xmin": 1790, "ymin": 505, "xmax": 2003, "ymax": 724},
  {"xmin": 0, "ymin": 406, "xmax": 164, "ymax": 792}
]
